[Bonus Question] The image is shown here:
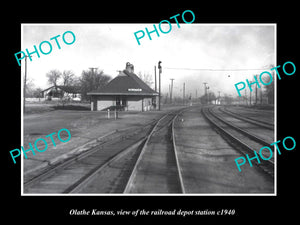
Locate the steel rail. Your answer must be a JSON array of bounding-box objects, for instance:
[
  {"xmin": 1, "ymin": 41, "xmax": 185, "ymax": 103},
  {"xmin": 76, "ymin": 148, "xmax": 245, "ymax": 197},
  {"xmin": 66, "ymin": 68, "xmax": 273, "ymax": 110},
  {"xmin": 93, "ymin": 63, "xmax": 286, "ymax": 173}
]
[
  {"xmin": 24, "ymin": 118, "xmax": 161, "ymax": 192},
  {"xmin": 210, "ymin": 106, "xmax": 270, "ymax": 147},
  {"xmin": 209, "ymin": 106, "xmax": 274, "ymax": 161},
  {"xmin": 201, "ymin": 106, "xmax": 274, "ymax": 177},
  {"xmin": 123, "ymin": 113, "xmax": 171, "ymax": 193},
  {"xmin": 171, "ymin": 112, "xmax": 186, "ymax": 193},
  {"xmin": 221, "ymin": 106, "xmax": 274, "ymax": 130},
  {"xmin": 65, "ymin": 138, "xmax": 147, "ymax": 193},
  {"xmin": 123, "ymin": 109, "xmax": 187, "ymax": 193},
  {"xmin": 25, "ymin": 108, "xmax": 189, "ymax": 194}
]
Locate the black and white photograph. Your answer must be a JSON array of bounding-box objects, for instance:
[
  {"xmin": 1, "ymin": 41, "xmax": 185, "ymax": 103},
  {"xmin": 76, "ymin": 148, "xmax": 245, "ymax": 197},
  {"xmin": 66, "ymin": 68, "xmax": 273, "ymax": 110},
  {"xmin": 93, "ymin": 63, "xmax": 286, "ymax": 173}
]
[
  {"xmin": 4, "ymin": 5, "xmax": 298, "ymax": 224},
  {"xmin": 21, "ymin": 23, "xmax": 276, "ymax": 195}
]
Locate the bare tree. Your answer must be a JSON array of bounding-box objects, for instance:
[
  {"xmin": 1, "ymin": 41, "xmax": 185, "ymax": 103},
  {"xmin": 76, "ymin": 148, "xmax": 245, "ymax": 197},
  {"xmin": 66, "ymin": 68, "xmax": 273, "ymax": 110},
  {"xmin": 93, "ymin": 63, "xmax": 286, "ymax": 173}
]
[
  {"xmin": 46, "ymin": 70, "xmax": 62, "ymax": 87},
  {"xmin": 24, "ymin": 77, "xmax": 35, "ymax": 97},
  {"xmin": 62, "ymin": 70, "xmax": 75, "ymax": 86},
  {"xmin": 137, "ymin": 71, "xmax": 153, "ymax": 87},
  {"xmin": 80, "ymin": 68, "xmax": 111, "ymax": 100},
  {"xmin": 32, "ymin": 87, "xmax": 43, "ymax": 98},
  {"xmin": 72, "ymin": 76, "xmax": 81, "ymax": 86}
]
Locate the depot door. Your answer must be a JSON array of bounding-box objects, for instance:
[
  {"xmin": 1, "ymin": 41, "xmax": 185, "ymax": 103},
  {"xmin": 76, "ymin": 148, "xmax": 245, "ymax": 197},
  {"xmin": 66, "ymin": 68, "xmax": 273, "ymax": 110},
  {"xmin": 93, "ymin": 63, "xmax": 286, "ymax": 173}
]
[{"xmin": 116, "ymin": 97, "xmax": 127, "ymax": 109}]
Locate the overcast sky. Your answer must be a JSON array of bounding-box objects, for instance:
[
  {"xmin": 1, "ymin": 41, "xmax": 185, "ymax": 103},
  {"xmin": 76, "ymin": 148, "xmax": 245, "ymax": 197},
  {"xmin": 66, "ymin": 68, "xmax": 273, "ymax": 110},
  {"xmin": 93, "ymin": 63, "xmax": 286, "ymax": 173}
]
[{"xmin": 21, "ymin": 23, "xmax": 275, "ymax": 97}]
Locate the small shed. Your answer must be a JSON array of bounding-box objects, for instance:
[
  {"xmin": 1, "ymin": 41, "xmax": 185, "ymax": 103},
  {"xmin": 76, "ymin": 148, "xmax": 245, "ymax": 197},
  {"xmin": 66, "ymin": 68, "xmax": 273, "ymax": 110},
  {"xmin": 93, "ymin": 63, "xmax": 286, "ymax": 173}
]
[{"xmin": 87, "ymin": 63, "xmax": 159, "ymax": 111}]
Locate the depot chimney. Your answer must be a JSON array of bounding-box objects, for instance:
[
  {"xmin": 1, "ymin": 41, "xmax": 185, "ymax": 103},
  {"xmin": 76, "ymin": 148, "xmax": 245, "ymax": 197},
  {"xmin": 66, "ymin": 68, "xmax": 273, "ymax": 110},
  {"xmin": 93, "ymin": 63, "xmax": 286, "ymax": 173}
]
[{"xmin": 125, "ymin": 62, "xmax": 134, "ymax": 73}]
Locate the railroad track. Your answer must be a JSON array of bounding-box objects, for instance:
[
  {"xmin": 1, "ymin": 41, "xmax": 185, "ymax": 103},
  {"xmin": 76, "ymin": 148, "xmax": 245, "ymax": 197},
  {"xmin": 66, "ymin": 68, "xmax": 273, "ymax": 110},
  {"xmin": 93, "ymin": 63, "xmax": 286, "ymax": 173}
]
[
  {"xmin": 220, "ymin": 106, "xmax": 274, "ymax": 130},
  {"xmin": 214, "ymin": 106, "xmax": 274, "ymax": 145},
  {"xmin": 201, "ymin": 106, "xmax": 274, "ymax": 177},
  {"xmin": 123, "ymin": 110, "xmax": 185, "ymax": 193},
  {"xmin": 24, "ymin": 108, "xmax": 186, "ymax": 194}
]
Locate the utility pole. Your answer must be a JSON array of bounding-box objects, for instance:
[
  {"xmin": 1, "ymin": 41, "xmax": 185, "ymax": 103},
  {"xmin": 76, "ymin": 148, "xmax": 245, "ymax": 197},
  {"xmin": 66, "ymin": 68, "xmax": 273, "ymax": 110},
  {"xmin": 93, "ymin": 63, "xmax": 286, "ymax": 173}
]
[
  {"xmin": 23, "ymin": 56, "xmax": 28, "ymax": 113},
  {"xmin": 260, "ymin": 87, "xmax": 263, "ymax": 105},
  {"xmin": 250, "ymin": 89, "xmax": 252, "ymax": 105},
  {"xmin": 255, "ymin": 75, "xmax": 258, "ymax": 105},
  {"xmin": 89, "ymin": 67, "xmax": 98, "ymax": 82},
  {"xmin": 154, "ymin": 65, "xmax": 157, "ymax": 92},
  {"xmin": 89, "ymin": 67, "xmax": 98, "ymax": 76},
  {"xmin": 158, "ymin": 61, "xmax": 162, "ymax": 111},
  {"xmin": 203, "ymin": 82, "xmax": 208, "ymax": 104},
  {"xmin": 168, "ymin": 84, "xmax": 170, "ymax": 103},
  {"xmin": 89, "ymin": 67, "xmax": 98, "ymax": 79},
  {"xmin": 207, "ymin": 86, "xmax": 210, "ymax": 104},
  {"xmin": 170, "ymin": 78, "xmax": 174, "ymax": 104},
  {"xmin": 245, "ymin": 88, "xmax": 247, "ymax": 105},
  {"xmin": 183, "ymin": 82, "xmax": 185, "ymax": 105},
  {"xmin": 89, "ymin": 67, "xmax": 98, "ymax": 92},
  {"xmin": 23, "ymin": 55, "xmax": 36, "ymax": 113}
]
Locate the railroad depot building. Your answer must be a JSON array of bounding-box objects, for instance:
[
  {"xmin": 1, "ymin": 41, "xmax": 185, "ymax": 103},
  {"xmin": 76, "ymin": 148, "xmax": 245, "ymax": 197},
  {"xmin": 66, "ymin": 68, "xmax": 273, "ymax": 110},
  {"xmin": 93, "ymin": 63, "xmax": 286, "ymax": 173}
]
[{"xmin": 87, "ymin": 63, "xmax": 159, "ymax": 111}]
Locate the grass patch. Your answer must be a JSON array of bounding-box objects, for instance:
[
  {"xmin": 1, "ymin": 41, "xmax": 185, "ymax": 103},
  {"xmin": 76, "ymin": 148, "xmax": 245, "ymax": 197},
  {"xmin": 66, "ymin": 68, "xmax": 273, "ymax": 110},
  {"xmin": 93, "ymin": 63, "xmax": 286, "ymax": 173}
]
[
  {"xmin": 51, "ymin": 105, "xmax": 90, "ymax": 111},
  {"xmin": 25, "ymin": 102, "xmax": 90, "ymax": 114}
]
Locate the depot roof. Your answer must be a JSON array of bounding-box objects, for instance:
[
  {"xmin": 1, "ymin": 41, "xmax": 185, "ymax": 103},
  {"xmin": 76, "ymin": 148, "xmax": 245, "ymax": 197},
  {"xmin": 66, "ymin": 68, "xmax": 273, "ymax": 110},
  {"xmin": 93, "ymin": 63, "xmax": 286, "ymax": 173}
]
[{"xmin": 87, "ymin": 70, "xmax": 158, "ymax": 96}]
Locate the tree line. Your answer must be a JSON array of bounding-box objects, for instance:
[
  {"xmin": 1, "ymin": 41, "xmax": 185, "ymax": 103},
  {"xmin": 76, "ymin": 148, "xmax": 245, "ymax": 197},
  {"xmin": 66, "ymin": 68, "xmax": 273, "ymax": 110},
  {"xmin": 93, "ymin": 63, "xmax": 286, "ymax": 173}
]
[{"xmin": 25, "ymin": 68, "xmax": 111, "ymax": 101}]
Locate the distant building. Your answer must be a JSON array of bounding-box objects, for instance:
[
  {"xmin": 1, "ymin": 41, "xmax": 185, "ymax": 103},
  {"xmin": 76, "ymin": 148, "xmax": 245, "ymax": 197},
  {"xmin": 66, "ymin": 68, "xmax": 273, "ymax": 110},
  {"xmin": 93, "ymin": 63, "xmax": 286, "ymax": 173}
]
[
  {"xmin": 40, "ymin": 85, "xmax": 81, "ymax": 101},
  {"xmin": 87, "ymin": 62, "xmax": 159, "ymax": 111}
]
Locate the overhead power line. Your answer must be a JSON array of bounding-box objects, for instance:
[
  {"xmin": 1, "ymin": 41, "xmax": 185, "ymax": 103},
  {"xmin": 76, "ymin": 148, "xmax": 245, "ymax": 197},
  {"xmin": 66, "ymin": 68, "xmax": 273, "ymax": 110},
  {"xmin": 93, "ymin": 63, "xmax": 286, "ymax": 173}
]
[{"xmin": 165, "ymin": 67, "xmax": 268, "ymax": 71}]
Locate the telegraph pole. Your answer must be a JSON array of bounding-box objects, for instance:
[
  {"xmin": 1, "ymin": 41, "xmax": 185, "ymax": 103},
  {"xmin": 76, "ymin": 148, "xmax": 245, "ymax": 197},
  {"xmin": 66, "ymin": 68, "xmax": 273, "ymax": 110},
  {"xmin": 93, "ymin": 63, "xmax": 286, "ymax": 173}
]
[
  {"xmin": 183, "ymin": 82, "xmax": 185, "ymax": 105},
  {"xmin": 23, "ymin": 56, "xmax": 28, "ymax": 113},
  {"xmin": 154, "ymin": 65, "xmax": 157, "ymax": 92},
  {"xmin": 260, "ymin": 87, "xmax": 263, "ymax": 105},
  {"xmin": 170, "ymin": 78, "xmax": 174, "ymax": 104},
  {"xmin": 207, "ymin": 86, "xmax": 210, "ymax": 104},
  {"xmin": 89, "ymin": 67, "xmax": 98, "ymax": 74},
  {"xmin": 158, "ymin": 61, "xmax": 162, "ymax": 111},
  {"xmin": 23, "ymin": 55, "xmax": 36, "ymax": 113},
  {"xmin": 203, "ymin": 82, "xmax": 208, "ymax": 104},
  {"xmin": 244, "ymin": 88, "xmax": 247, "ymax": 105},
  {"xmin": 89, "ymin": 67, "xmax": 98, "ymax": 91},
  {"xmin": 255, "ymin": 75, "xmax": 258, "ymax": 105},
  {"xmin": 168, "ymin": 84, "xmax": 170, "ymax": 103},
  {"xmin": 250, "ymin": 89, "xmax": 252, "ymax": 105}
]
